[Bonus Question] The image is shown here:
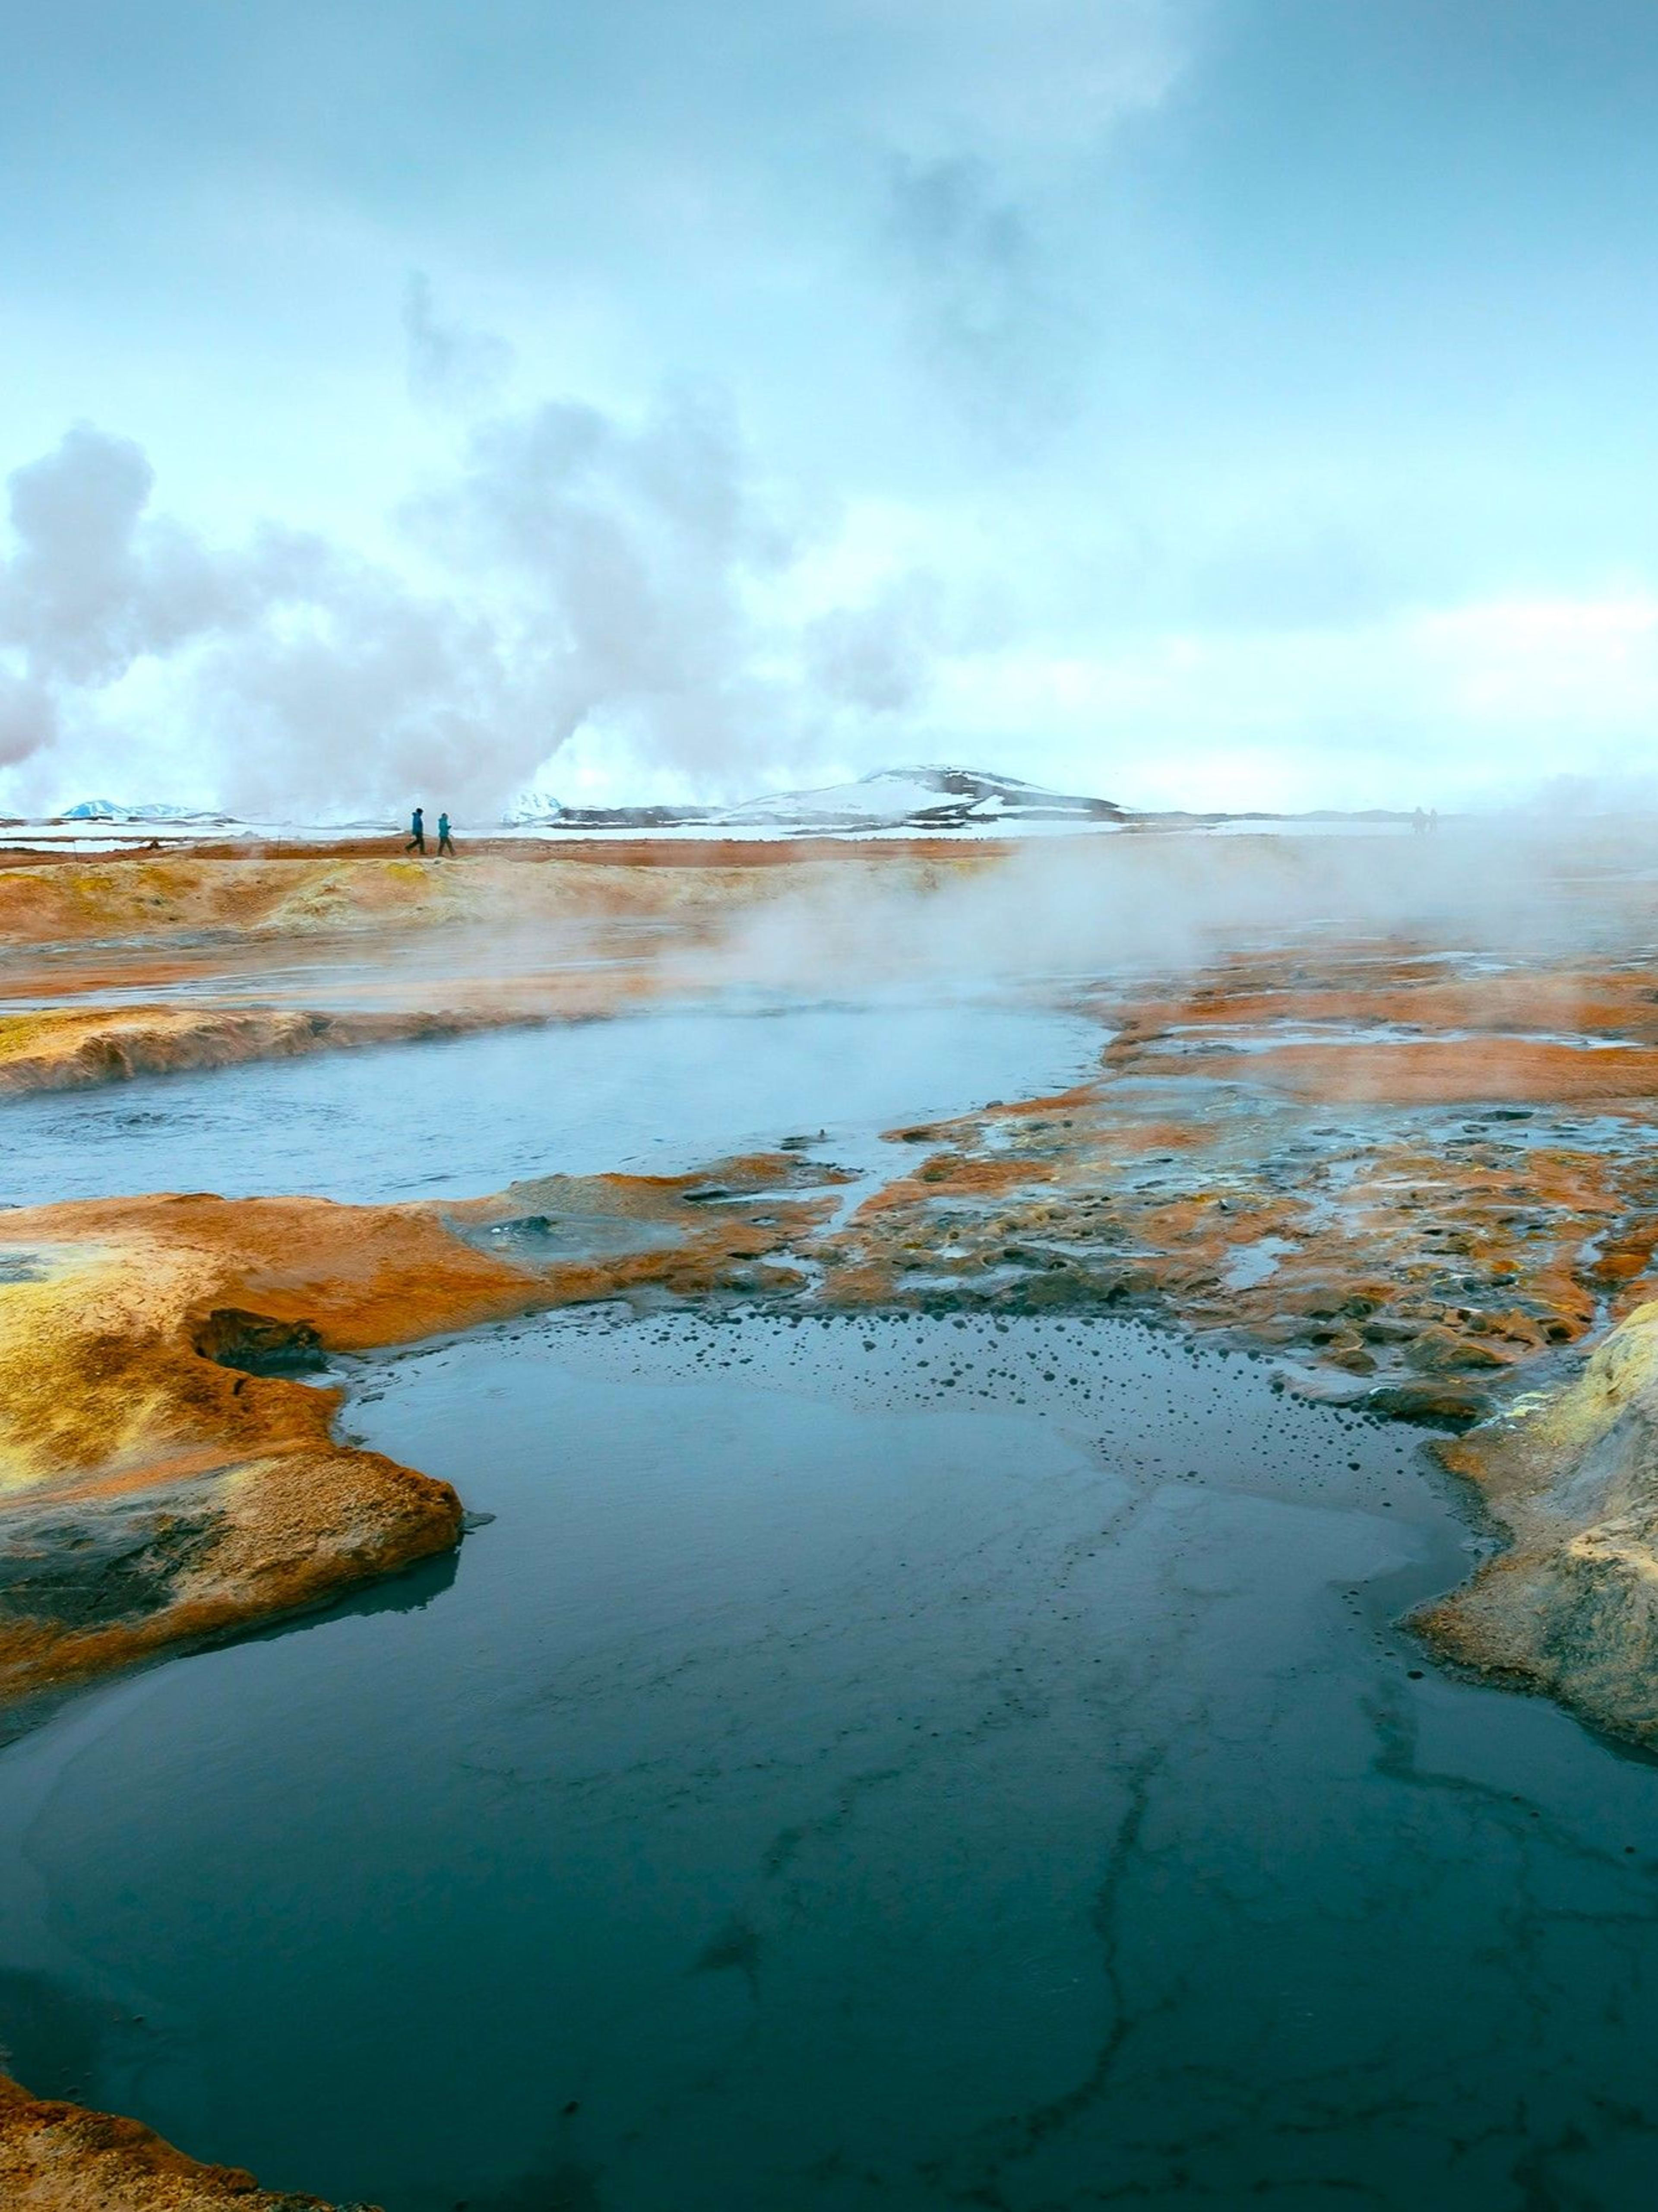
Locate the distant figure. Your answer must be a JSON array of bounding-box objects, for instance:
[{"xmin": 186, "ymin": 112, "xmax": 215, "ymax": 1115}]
[
  {"xmin": 1428, "ymin": 808, "xmax": 1440, "ymax": 834},
  {"xmin": 405, "ymin": 806, "xmax": 426, "ymax": 855},
  {"xmin": 437, "ymin": 811, "xmax": 456, "ymax": 857},
  {"xmin": 1411, "ymin": 807, "xmax": 1427, "ymax": 837}
]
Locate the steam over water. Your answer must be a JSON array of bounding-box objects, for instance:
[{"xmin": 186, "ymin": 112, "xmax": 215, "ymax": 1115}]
[{"xmin": 0, "ymin": 996, "xmax": 1099, "ymax": 1205}]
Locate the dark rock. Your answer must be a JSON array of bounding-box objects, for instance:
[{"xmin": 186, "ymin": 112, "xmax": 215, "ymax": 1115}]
[
  {"xmin": 1405, "ymin": 1325, "xmax": 1509, "ymax": 1374},
  {"xmin": 1364, "ymin": 1379, "xmax": 1489, "ymax": 1428},
  {"xmin": 193, "ymin": 1308, "xmax": 326, "ymax": 1377},
  {"xmin": 0, "ymin": 1496, "xmax": 223, "ymax": 1629}
]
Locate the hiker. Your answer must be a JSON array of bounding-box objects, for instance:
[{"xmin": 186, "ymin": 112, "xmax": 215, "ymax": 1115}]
[
  {"xmin": 437, "ymin": 811, "xmax": 456, "ymax": 857},
  {"xmin": 405, "ymin": 805, "xmax": 426, "ymax": 855},
  {"xmin": 1411, "ymin": 807, "xmax": 1427, "ymax": 837}
]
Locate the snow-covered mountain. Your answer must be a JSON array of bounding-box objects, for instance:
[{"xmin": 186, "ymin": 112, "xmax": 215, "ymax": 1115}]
[
  {"xmin": 59, "ymin": 799, "xmax": 231, "ymax": 824},
  {"xmin": 500, "ymin": 790, "xmax": 566, "ymax": 827},
  {"xmin": 497, "ymin": 766, "xmax": 1122, "ymax": 835},
  {"xmin": 41, "ymin": 767, "xmax": 1123, "ymax": 841},
  {"xmin": 713, "ymin": 765, "xmax": 1123, "ymax": 832}
]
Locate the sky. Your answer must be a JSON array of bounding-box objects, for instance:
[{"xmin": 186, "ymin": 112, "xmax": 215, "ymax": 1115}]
[{"xmin": 3, "ymin": 0, "xmax": 1658, "ymax": 819}]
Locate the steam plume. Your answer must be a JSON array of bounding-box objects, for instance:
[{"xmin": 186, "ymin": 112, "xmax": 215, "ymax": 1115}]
[{"xmin": 0, "ymin": 352, "xmax": 940, "ymax": 814}]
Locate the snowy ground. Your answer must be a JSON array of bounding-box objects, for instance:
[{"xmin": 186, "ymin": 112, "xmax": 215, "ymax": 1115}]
[{"xmin": 0, "ymin": 814, "xmax": 1431, "ymax": 852}]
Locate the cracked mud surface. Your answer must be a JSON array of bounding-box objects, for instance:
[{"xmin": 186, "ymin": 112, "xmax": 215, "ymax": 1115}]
[{"xmin": 5, "ymin": 1310, "xmax": 1657, "ymax": 2211}]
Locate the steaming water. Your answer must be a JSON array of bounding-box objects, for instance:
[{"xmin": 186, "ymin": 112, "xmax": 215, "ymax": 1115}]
[
  {"xmin": 0, "ymin": 996, "xmax": 1097, "ymax": 1206},
  {"xmin": 3, "ymin": 1310, "xmax": 1658, "ymax": 2210}
]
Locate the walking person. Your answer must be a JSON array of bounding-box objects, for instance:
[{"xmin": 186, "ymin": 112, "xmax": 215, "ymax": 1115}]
[
  {"xmin": 437, "ymin": 811, "xmax": 456, "ymax": 857},
  {"xmin": 405, "ymin": 805, "xmax": 426, "ymax": 855}
]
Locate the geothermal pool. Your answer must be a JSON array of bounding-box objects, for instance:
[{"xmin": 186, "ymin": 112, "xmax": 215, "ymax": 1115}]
[
  {"xmin": 5, "ymin": 992, "xmax": 1658, "ymax": 2209},
  {"xmin": 0, "ymin": 994, "xmax": 1099, "ymax": 1204},
  {"xmin": 3, "ymin": 1311, "xmax": 1658, "ymax": 2208}
]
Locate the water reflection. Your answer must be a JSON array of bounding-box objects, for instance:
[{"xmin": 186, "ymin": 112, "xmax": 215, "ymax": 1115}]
[{"xmin": 2, "ymin": 1312, "xmax": 1656, "ymax": 2208}]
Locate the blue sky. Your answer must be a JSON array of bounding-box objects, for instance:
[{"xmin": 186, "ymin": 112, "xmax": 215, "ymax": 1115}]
[{"xmin": 2, "ymin": 0, "xmax": 1655, "ymax": 815}]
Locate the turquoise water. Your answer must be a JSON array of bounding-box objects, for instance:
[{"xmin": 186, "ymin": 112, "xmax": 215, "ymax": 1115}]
[
  {"xmin": 3, "ymin": 1307, "xmax": 1658, "ymax": 2209},
  {"xmin": 0, "ymin": 996, "xmax": 1097, "ymax": 1205}
]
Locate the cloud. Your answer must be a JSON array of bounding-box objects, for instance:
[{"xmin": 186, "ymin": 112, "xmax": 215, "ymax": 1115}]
[
  {"xmin": 801, "ymin": 571, "xmax": 944, "ymax": 713},
  {"xmin": 7, "ymin": 401, "xmax": 1644, "ymax": 819},
  {"xmin": 883, "ymin": 155, "xmax": 1084, "ymax": 445},
  {"xmin": 925, "ymin": 588, "xmax": 1658, "ymax": 813},
  {"xmin": 401, "ymin": 272, "xmax": 516, "ymax": 412},
  {"xmin": 408, "ymin": 383, "xmax": 811, "ymax": 783},
  {"xmin": 842, "ymin": 0, "xmax": 1187, "ymax": 153},
  {"xmin": 1184, "ymin": 519, "xmax": 1408, "ymax": 632}
]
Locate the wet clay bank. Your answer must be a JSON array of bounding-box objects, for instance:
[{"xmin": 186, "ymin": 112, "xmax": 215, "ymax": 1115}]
[
  {"xmin": 0, "ymin": 1161, "xmax": 847, "ymax": 1707},
  {"xmin": 0, "ymin": 849, "xmax": 797, "ymax": 1092},
  {"xmin": 0, "ymin": 839, "xmax": 1016, "ymax": 1092},
  {"xmin": 820, "ymin": 941, "xmax": 1658, "ymax": 1744}
]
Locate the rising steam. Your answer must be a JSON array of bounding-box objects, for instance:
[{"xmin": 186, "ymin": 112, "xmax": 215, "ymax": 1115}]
[{"xmin": 0, "ymin": 326, "xmax": 943, "ymax": 817}]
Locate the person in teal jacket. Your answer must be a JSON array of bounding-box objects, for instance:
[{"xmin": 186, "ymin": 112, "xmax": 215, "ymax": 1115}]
[{"xmin": 437, "ymin": 812, "xmax": 456, "ymax": 856}]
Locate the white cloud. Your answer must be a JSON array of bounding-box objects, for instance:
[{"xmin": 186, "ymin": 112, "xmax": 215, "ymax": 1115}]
[
  {"xmin": 835, "ymin": 0, "xmax": 1187, "ymax": 154},
  {"xmin": 925, "ymin": 593, "xmax": 1658, "ymax": 812},
  {"xmin": 401, "ymin": 272, "xmax": 517, "ymax": 412}
]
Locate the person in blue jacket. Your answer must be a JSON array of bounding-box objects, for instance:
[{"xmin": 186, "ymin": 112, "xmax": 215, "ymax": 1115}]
[
  {"xmin": 437, "ymin": 811, "xmax": 456, "ymax": 856},
  {"xmin": 405, "ymin": 806, "xmax": 426, "ymax": 854}
]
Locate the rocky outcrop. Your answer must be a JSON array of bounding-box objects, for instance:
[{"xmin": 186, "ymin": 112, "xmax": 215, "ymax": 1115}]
[
  {"xmin": 0, "ymin": 2071, "xmax": 375, "ymax": 2209},
  {"xmin": 816, "ymin": 1088, "xmax": 1623, "ymax": 1423},
  {"xmin": 1419, "ymin": 1303, "xmax": 1658, "ymax": 1743}
]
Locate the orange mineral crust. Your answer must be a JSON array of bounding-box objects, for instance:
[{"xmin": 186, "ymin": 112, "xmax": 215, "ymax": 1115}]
[
  {"xmin": 0, "ymin": 1004, "xmax": 543, "ymax": 1094},
  {"xmin": 1123, "ymin": 1037, "xmax": 1658, "ymax": 1107},
  {"xmin": 0, "ymin": 846, "xmax": 994, "ymax": 948},
  {"xmin": 820, "ymin": 1081, "xmax": 1627, "ymax": 1420},
  {"xmin": 0, "ymin": 1159, "xmax": 842, "ymax": 1701},
  {"xmin": 0, "ymin": 2070, "xmax": 373, "ymax": 2211},
  {"xmin": 11, "ymin": 852, "xmax": 1658, "ymax": 1733}
]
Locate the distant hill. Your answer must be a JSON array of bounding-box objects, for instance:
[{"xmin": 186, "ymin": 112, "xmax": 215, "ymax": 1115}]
[
  {"xmin": 500, "ymin": 790, "xmax": 568, "ymax": 827},
  {"xmin": 714, "ymin": 765, "xmax": 1123, "ymax": 831},
  {"xmin": 502, "ymin": 765, "xmax": 1123, "ymax": 835},
  {"xmin": 503, "ymin": 794, "xmax": 718, "ymax": 830},
  {"xmin": 59, "ymin": 799, "xmax": 231, "ymax": 824}
]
